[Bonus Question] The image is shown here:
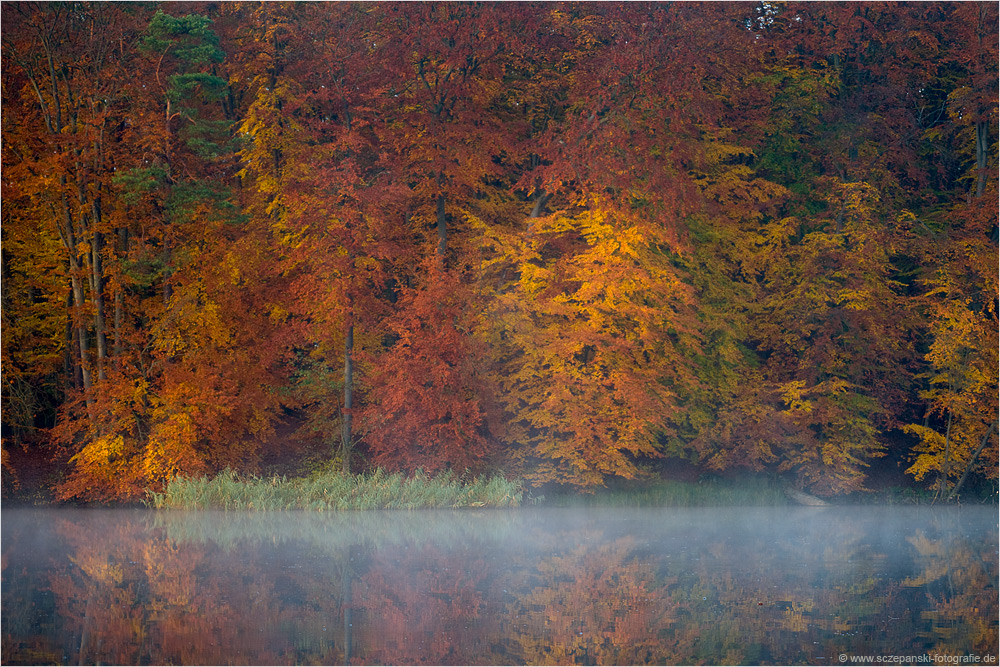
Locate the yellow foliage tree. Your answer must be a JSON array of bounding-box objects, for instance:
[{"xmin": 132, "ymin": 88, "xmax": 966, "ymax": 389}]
[{"xmin": 477, "ymin": 203, "xmax": 699, "ymax": 488}]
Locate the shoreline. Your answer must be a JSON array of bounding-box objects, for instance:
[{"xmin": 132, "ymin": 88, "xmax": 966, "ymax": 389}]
[{"xmin": 6, "ymin": 468, "xmax": 993, "ymax": 510}]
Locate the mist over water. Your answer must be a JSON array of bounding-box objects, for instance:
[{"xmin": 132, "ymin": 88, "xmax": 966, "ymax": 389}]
[{"xmin": 3, "ymin": 506, "xmax": 997, "ymax": 665}]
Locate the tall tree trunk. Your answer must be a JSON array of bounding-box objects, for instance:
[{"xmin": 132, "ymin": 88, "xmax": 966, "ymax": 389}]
[
  {"xmin": 341, "ymin": 318, "xmax": 354, "ymax": 474},
  {"xmin": 70, "ymin": 158, "xmax": 99, "ymax": 404},
  {"xmin": 64, "ymin": 285, "xmax": 77, "ymax": 392},
  {"xmin": 60, "ymin": 193, "xmax": 94, "ymax": 418},
  {"xmin": 529, "ymin": 189, "xmax": 551, "ymax": 220},
  {"xmin": 71, "ymin": 269, "xmax": 96, "ymax": 429},
  {"xmin": 89, "ymin": 226, "xmax": 107, "ymax": 381},
  {"xmin": 71, "ymin": 275, "xmax": 92, "ymax": 395},
  {"xmin": 936, "ymin": 409, "xmax": 953, "ymax": 502}
]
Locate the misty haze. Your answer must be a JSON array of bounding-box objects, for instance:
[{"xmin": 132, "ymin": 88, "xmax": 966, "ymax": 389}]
[
  {"xmin": 3, "ymin": 506, "xmax": 997, "ymax": 665},
  {"xmin": 3, "ymin": 2, "xmax": 998, "ymax": 665}
]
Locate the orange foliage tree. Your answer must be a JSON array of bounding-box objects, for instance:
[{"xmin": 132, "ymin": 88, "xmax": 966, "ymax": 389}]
[{"xmin": 1, "ymin": 2, "xmax": 996, "ymax": 499}]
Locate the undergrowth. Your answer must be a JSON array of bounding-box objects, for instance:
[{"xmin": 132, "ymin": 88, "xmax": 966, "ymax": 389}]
[{"xmin": 545, "ymin": 477, "xmax": 790, "ymax": 507}]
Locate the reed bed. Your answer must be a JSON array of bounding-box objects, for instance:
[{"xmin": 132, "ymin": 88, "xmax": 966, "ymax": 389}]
[{"xmin": 147, "ymin": 468, "xmax": 524, "ymax": 511}]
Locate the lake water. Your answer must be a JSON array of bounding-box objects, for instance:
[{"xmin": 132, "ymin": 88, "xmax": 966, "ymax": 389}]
[{"xmin": 2, "ymin": 506, "xmax": 997, "ymax": 665}]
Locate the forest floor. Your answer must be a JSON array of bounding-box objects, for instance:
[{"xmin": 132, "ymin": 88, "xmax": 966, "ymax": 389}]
[{"xmin": 2, "ymin": 442, "xmax": 60, "ymax": 505}]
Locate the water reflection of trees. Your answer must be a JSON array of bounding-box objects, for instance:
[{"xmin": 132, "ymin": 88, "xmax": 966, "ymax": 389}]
[
  {"xmin": 503, "ymin": 534, "xmax": 686, "ymax": 665},
  {"xmin": 904, "ymin": 524, "xmax": 999, "ymax": 656},
  {"xmin": 1, "ymin": 508, "xmax": 996, "ymax": 665}
]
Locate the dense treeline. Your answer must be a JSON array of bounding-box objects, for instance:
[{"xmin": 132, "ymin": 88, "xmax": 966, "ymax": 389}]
[{"xmin": 2, "ymin": 2, "xmax": 996, "ymax": 502}]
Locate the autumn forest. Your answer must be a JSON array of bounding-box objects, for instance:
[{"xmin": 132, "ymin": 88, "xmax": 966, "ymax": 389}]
[{"xmin": 1, "ymin": 2, "xmax": 997, "ymax": 503}]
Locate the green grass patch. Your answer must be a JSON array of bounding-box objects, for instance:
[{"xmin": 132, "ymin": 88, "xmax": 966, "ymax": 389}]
[
  {"xmin": 147, "ymin": 468, "xmax": 524, "ymax": 511},
  {"xmin": 544, "ymin": 476, "xmax": 790, "ymax": 507}
]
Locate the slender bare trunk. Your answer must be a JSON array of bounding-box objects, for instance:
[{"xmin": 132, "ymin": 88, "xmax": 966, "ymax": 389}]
[
  {"xmin": 947, "ymin": 420, "xmax": 998, "ymax": 502},
  {"xmin": 341, "ymin": 319, "xmax": 354, "ymax": 474},
  {"xmin": 61, "ymin": 194, "xmax": 94, "ymax": 416},
  {"xmin": 529, "ymin": 189, "xmax": 551, "ymax": 219},
  {"xmin": 71, "ymin": 275, "xmax": 92, "ymax": 394},
  {"xmin": 89, "ymin": 225, "xmax": 107, "ymax": 380},
  {"xmin": 936, "ymin": 409, "xmax": 953, "ymax": 502},
  {"xmin": 64, "ymin": 285, "xmax": 77, "ymax": 392}
]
